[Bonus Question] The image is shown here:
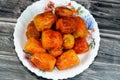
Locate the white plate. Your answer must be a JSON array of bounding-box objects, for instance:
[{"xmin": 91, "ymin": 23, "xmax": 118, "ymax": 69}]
[{"xmin": 13, "ymin": 0, "xmax": 100, "ymax": 79}]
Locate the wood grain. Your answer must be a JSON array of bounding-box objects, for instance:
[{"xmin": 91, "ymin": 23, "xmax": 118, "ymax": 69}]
[{"xmin": 0, "ymin": 0, "xmax": 120, "ymax": 80}]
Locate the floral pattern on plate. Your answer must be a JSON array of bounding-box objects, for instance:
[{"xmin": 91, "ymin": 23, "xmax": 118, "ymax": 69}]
[{"xmin": 14, "ymin": 0, "xmax": 100, "ymax": 79}]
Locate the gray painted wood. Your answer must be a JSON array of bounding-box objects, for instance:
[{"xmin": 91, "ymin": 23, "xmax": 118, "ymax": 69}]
[{"xmin": 0, "ymin": 0, "xmax": 120, "ymax": 80}]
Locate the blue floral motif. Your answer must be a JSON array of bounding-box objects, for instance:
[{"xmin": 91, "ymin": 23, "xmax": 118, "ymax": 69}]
[
  {"xmin": 81, "ymin": 14, "xmax": 94, "ymax": 30},
  {"xmin": 67, "ymin": 2, "xmax": 95, "ymax": 30}
]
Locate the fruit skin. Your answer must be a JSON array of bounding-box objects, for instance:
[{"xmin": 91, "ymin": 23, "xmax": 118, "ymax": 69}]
[
  {"xmin": 33, "ymin": 11, "xmax": 56, "ymax": 32},
  {"xmin": 55, "ymin": 7, "xmax": 73, "ymax": 17},
  {"xmin": 42, "ymin": 30, "xmax": 63, "ymax": 50},
  {"xmin": 73, "ymin": 38, "xmax": 89, "ymax": 54},
  {"xmin": 24, "ymin": 38, "xmax": 46, "ymax": 55},
  {"xmin": 56, "ymin": 17, "xmax": 77, "ymax": 34},
  {"xmin": 31, "ymin": 53, "xmax": 56, "ymax": 72},
  {"xmin": 63, "ymin": 34, "xmax": 75, "ymax": 49},
  {"xmin": 73, "ymin": 16, "xmax": 88, "ymax": 38},
  {"xmin": 26, "ymin": 21, "xmax": 40, "ymax": 39},
  {"xmin": 56, "ymin": 49, "xmax": 80, "ymax": 70}
]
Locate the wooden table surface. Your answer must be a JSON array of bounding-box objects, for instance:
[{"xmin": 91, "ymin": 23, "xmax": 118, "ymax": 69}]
[{"xmin": 0, "ymin": 0, "xmax": 120, "ymax": 80}]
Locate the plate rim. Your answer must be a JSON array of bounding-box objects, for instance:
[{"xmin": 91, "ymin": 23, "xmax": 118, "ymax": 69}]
[{"xmin": 13, "ymin": 0, "xmax": 100, "ymax": 79}]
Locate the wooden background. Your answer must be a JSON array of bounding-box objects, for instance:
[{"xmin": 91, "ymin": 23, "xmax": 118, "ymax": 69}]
[{"xmin": 0, "ymin": 0, "xmax": 120, "ymax": 80}]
